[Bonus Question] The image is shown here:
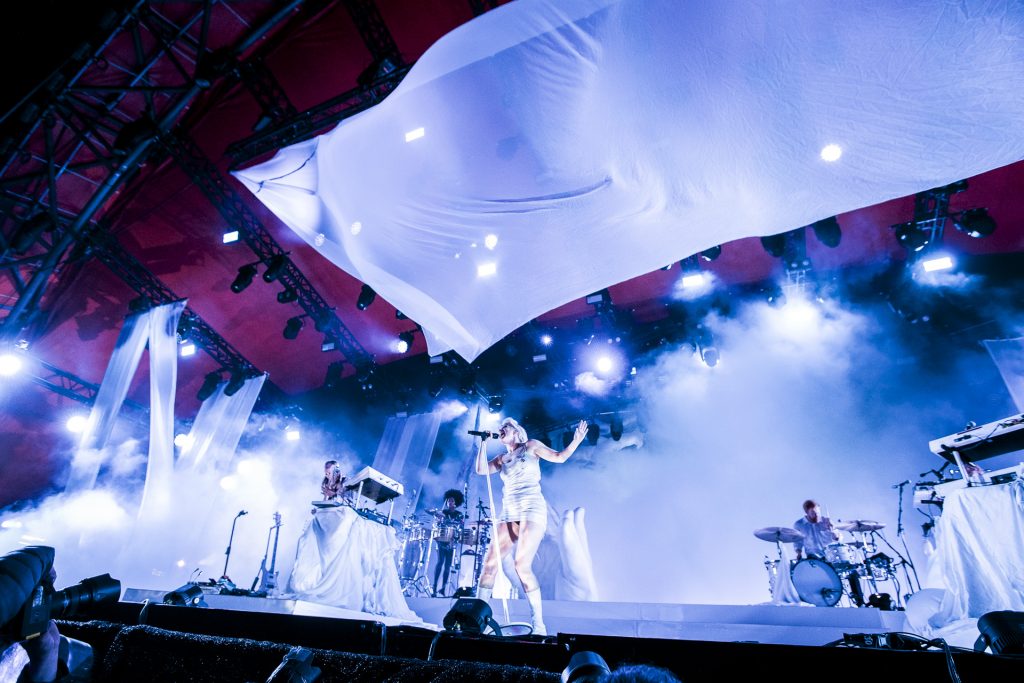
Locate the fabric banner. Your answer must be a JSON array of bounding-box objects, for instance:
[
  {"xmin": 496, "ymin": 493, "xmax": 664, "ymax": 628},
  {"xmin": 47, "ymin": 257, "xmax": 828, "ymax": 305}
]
[
  {"xmin": 178, "ymin": 373, "xmax": 268, "ymax": 473},
  {"xmin": 235, "ymin": 0, "xmax": 1024, "ymax": 360},
  {"xmin": 984, "ymin": 338, "xmax": 1024, "ymax": 412},
  {"xmin": 371, "ymin": 413, "xmax": 442, "ymax": 515}
]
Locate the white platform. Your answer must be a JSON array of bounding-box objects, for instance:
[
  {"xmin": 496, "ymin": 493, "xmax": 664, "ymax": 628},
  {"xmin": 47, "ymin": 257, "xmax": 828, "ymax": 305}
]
[{"xmin": 125, "ymin": 588, "xmax": 906, "ymax": 646}]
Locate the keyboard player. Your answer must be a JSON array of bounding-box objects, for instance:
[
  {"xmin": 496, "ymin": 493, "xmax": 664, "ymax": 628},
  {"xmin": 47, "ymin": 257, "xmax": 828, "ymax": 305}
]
[{"xmin": 321, "ymin": 460, "xmax": 347, "ymax": 502}]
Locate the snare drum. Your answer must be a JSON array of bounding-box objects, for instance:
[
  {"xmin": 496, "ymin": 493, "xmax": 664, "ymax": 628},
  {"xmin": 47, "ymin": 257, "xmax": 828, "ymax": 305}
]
[
  {"xmin": 434, "ymin": 525, "xmax": 459, "ymax": 545},
  {"xmin": 459, "ymin": 524, "xmax": 484, "ymax": 547},
  {"xmin": 824, "ymin": 542, "xmax": 856, "ymax": 565},
  {"xmin": 791, "ymin": 558, "xmax": 844, "ymax": 607}
]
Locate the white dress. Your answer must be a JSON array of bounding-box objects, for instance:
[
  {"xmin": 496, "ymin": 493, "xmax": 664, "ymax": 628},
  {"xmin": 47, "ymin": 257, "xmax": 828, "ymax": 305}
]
[{"xmin": 498, "ymin": 445, "xmax": 548, "ymax": 526}]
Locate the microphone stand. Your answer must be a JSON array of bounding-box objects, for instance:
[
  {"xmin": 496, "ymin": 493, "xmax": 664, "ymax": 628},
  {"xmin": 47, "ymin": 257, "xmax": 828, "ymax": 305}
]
[
  {"xmin": 884, "ymin": 482, "xmax": 921, "ymax": 606},
  {"xmin": 221, "ymin": 510, "xmax": 247, "ymax": 587}
]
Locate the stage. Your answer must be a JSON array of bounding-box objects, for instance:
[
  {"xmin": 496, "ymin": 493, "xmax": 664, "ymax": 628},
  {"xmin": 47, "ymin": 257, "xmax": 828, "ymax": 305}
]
[{"xmin": 124, "ymin": 589, "xmax": 907, "ymax": 647}]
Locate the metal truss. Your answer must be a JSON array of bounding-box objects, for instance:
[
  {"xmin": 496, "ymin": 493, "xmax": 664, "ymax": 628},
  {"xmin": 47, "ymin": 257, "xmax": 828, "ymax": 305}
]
[
  {"xmin": 0, "ymin": 0, "xmax": 305, "ymax": 342},
  {"xmin": 28, "ymin": 356, "xmax": 149, "ymax": 427},
  {"xmin": 343, "ymin": 0, "xmax": 400, "ymax": 63},
  {"xmin": 163, "ymin": 130, "xmax": 373, "ymax": 369},
  {"xmin": 225, "ymin": 64, "xmax": 410, "ymax": 166}
]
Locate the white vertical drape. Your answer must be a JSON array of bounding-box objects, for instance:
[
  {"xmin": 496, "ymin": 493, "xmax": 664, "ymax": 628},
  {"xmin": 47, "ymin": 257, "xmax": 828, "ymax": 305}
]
[
  {"xmin": 371, "ymin": 413, "xmax": 442, "ymax": 513},
  {"xmin": 64, "ymin": 310, "xmax": 152, "ymax": 493},
  {"xmin": 984, "ymin": 338, "xmax": 1024, "ymax": 413},
  {"xmin": 136, "ymin": 301, "xmax": 185, "ymax": 520},
  {"xmin": 177, "ymin": 374, "xmax": 267, "ymax": 474}
]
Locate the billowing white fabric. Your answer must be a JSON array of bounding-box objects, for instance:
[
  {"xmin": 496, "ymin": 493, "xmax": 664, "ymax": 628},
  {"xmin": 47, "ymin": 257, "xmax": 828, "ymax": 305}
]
[
  {"xmin": 65, "ymin": 310, "xmax": 151, "ymax": 492},
  {"xmin": 370, "ymin": 413, "xmax": 441, "ymax": 514},
  {"xmin": 984, "ymin": 338, "xmax": 1024, "ymax": 412},
  {"xmin": 137, "ymin": 301, "xmax": 185, "ymax": 520},
  {"xmin": 234, "ymin": 0, "xmax": 1024, "ymax": 360},
  {"xmin": 178, "ymin": 373, "xmax": 267, "ymax": 473},
  {"xmin": 285, "ymin": 506, "xmax": 419, "ymax": 620},
  {"xmin": 927, "ymin": 480, "xmax": 1024, "ymax": 625}
]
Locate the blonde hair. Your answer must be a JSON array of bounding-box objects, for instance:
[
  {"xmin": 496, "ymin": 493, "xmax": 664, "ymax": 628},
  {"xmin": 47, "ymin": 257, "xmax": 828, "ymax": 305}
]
[{"xmin": 500, "ymin": 417, "xmax": 528, "ymax": 444}]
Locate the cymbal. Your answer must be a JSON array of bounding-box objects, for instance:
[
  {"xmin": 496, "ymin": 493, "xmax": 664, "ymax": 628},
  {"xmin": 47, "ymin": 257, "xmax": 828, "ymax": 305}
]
[
  {"xmin": 425, "ymin": 508, "xmax": 441, "ymax": 514},
  {"xmin": 753, "ymin": 526, "xmax": 804, "ymax": 543},
  {"xmin": 836, "ymin": 520, "xmax": 885, "ymax": 532}
]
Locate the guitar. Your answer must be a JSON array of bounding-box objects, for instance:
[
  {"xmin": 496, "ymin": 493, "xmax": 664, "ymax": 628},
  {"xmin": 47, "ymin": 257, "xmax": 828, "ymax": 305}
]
[{"xmin": 254, "ymin": 512, "xmax": 282, "ymax": 595}]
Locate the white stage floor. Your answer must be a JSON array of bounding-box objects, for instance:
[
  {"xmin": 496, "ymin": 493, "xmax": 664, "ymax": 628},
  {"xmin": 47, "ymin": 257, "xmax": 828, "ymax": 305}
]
[{"xmin": 123, "ymin": 589, "xmax": 907, "ymax": 647}]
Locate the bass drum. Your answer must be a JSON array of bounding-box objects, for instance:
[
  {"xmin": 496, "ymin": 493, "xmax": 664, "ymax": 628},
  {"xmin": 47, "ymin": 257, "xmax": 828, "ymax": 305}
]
[{"xmin": 791, "ymin": 559, "xmax": 843, "ymax": 607}]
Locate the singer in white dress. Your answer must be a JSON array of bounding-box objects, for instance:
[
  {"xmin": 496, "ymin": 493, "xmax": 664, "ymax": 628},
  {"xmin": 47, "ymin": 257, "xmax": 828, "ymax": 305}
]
[{"xmin": 475, "ymin": 417, "xmax": 588, "ymax": 635}]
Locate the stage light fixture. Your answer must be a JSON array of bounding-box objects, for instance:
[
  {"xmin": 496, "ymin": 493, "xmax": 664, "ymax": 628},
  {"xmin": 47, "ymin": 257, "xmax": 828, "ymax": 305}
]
[
  {"xmin": 65, "ymin": 415, "xmax": 88, "ymax": 434},
  {"xmin": 820, "ymin": 144, "xmax": 842, "ymax": 162},
  {"xmin": 285, "ymin": 429, "xmax": 301, "ymax": 442},
  {"xmin": 283, "ymin": 316, "xmax": 305, "ymax": 340},
  {"xmin": 277, "ymin": 288, "xmax": 298, "ymax": 304},
  {"xmin": 540, "ymin": 334, "xmax": 553, "ymax": 347},
  {"xmin": 476, "ymin": 262, "xmax": 497, "ymax": 277},
  {"xmin": 922, "ymin": 255, "xmax": 954, "ymax": 272},
  {"xmin": 179, "ymin": 342, "xmax": 196, "ymax": 357},
  {"xmin": 222, "ymin": 230, "xmax": 239, "ymax": 244},
  {"xmin": 975, "ymin": 610, "xmax": 1024, "ymax": 654},
  {"xmin": 812, "ymin": 216, "xmax": 842, "ymax": 248},
  {"xmin": 356, "ymin": 284, "xmax": 376, "ymax": 310},
  {"xmin": 0, "ymin": 353, "xmax": 23, "ymax": 377},
  {"xmin": 230, "ymin": 264, "xmax": 258, "ymax": 293},
  {"xmin": 892, "ymin": 222, "xmax": 930, "ymax": 252},
  {"xmin": 700, "ymin": 245, "xmax": 722, "ymax": 261},
  {"xmin": 443, "ymin": 598, "xmax": 499, "ymax": 634},
  {"xmin": 595, "ymin": 355, "xmax": 614, "ymax": 374},
  {"xmin": 197, "ymin": 372, "xmax": 222, "ymax": 401},
  {"xmin": 953, "ymin": 208, "xmax": 996, "ymax": 238},
  {"xmin": 760, "ymin": 233, "xmax": 786, "ymax": 258},
  {"xmin": 585, "ymin": 289, "xmax": 611, "ymax": 307},
  {"xmin": 610, "ymin": 414, "xmax": 623, "ymax": 441},
  {"xmin": 680, "ymin": 272, "xmax": 705, "ymax": 288},
  {"xmin": 488, "ymin": 395, "xmax": 504, "ymax": 413},
  {"xmin": 321, "ymin": 336, "xmax": 337, "ymax": 352},
  {"xmin": 224, "ymin": 370, "xmax": 247, "ymax": 397},
  {"xmin": 396, "ymin": 331, "xmax": 415, "ymax": 354},
  {"xmin": 262, "ymin": 254, "xmax": 287, "ymax": 282},
  {"xmin": 163, "ymin": 583, "xmax": 206, "ymax": 607}
]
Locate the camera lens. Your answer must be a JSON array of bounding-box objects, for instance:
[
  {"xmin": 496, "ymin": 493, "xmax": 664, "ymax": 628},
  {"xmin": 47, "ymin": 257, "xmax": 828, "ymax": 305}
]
[{"xmin": 50, "ymin": 573, "xmax": 121, "ymax": 619}]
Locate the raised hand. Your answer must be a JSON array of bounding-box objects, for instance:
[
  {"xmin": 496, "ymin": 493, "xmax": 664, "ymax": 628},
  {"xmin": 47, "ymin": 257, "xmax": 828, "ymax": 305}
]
[{"xmin": 574, "ymin": 420, "xmax": 589, "ymax": 443}]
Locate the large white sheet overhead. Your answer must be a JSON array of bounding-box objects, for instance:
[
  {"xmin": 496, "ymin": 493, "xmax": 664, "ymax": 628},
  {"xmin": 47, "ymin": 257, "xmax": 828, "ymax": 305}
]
[{"xmin": 234, "ymin": 0, "xmax": 1024, "ymax": 361}]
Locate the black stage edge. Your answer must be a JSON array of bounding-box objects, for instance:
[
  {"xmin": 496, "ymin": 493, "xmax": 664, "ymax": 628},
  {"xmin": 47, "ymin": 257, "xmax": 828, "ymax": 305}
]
[{"xmin": 61, "ymin": 602, "xmax": 1024, "ymax": 682}]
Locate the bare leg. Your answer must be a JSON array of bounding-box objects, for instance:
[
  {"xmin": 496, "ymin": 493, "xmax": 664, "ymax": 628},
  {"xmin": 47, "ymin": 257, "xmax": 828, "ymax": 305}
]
[
  {"xmin": 478, "ymin": 522, "xmax": 517, "ymax": 588},
  {"xmin": 512, "ymin": 519, "xmax": 545, "ymax": 593}
]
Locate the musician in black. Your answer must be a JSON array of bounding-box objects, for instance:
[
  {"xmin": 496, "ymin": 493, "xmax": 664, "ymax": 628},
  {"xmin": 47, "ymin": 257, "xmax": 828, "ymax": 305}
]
[
  {"xmin": 432, "ymin": 489, "xmax": 465, "ymax": 597},
  {"xmin": 321, "ymin": 460, "xmax": 346, "ymax": 502}
]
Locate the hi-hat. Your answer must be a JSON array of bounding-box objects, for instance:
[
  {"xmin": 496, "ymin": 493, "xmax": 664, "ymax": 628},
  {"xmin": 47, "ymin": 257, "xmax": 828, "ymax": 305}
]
[
  {"xmin": 753, "ymin": 526, "xmax": 804, "ymax": 543},
  {"xmin": 835, "ymin": 520, "xmax": 885, "ymax": 532}
]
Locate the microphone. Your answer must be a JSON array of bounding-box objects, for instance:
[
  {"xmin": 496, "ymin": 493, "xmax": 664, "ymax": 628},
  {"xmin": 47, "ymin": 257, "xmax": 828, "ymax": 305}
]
[
  {"xmin": 467, "ymin": 430, "xmax": 500, "ymax": 439},
  {"xmin": 237, "ymin": 510, "xmax": 248, "ymax": 517},
  {"xmin": 891, "ymin": 480, "xmax": 910, "ymax": 489}
]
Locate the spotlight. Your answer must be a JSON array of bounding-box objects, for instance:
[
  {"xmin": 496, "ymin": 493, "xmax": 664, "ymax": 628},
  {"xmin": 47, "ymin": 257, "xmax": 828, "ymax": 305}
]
[
  {"xmin": 443, "ymin": 598, "xmax": 499, "ymax": 634},
  {"xmin": 540, "ymin": 334, "xmax": 553, "ymax": 347},
  {"xmin": 921, "ymin": 255, "xmax": 954, "ymax": 272},
  {"xmin": 283, "ymin": 316, "xmax": 305, "ymax": 340},
  {"xmin": 197, "ymin": 372, "xmax": 222, "ymax": 401},
  {"xmin": 277, "ymin": 288, "xmax": 298, "ymax": 304},
  {"xmin": 892, "ymin": 222, "xmax": 929, "ymax": 252},
  {"xmin": 811, "ymin": 216, "xmax": 842, "ymax": 248},
  {"xmin": 163, "ymin": 583, "xmax": 206, "ymax": 607},
  {"xmin": 356, "ymin": 284, "xmax": 376, "ymax": 310},
  {"xmin": 285, "ymin": 429, "xmax": 301, "ymax": 442},
  {"xmin": 262, "ymin": 254, "xmax": 287, "ymax": 282},
  {"xmin": 230, "ymin": 264, "xmax": 258, "ymax": 293},
  {"xmin": 179, "ymin": 342, "xmax": 196, "ymax": 357},
  {"xmin": 0, "ymin": 353, "xmax": 23, "ymax": 377},
  {"xmin": 700, "ymin": 245, "xmax": 722, "ymax": 261},
  {"xmin": 701, "ymin": 346, "xmax": 720, "ymax": 367},
  {"xmin": 585, "ymin": 289, "xmax": 611, "ymax": 307},
  {"xmin": 595, "ymin": 356, "xmax": 613, "ymax": 374},
  {"xmin": 222, "ymin": 230, "xmax": 239, "ymax": 244},
  {"xmin": 975, "ymin": 611, "xmax": 1024, "ymax": 654},
  {"xmin": 610, "ymin": 414, "xmax": 623, "ymax": 441},
  {"xmin": 680, "ymin": 272, "xmax": 705, "ymax": 288},
  {"xmin": 953, "ymin": 208, "xmax": 996, "ymax": 238},
  {"xmin": 224, "ymin": 370, "xmax": 247, "ymax": 397},
  {"xmin": 587, "ymin": 422, "xmax": 599, "ymax": 446},
  {"xmin": 396, "ymin": 330, "xmax": 415, "ymax": 354},
  {"xmin": 321, "ymin": 336, "xmax": 337, "ymax": 352},
  {"xmin": 65, "ymin": 415, "xmax": 88, "ymax": 434},
  {"xmin": 760, "ymin": 233, "xmax": 786, "ymax": 258},
  {"xmin": 561, "ymin": 651, "xmax": 611, "ymax": 683}
]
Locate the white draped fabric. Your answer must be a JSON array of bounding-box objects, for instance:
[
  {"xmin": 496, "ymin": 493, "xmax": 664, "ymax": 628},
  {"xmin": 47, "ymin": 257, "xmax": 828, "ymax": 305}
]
[
  {"xmin": 177, "ymin": 374, "xmax": 268, "ymax": 473},
  {"xmin": 137, "ymin": 301, "xmax": 185, "ymax": 520},
  {"xmin": 285, "ymin": 506, "xmax": 419, "ymax": 620},
  {"xmin": 984, "ymin": 338, "xmax": 1024, "ymax": 413},
  {"xmin": 65, "ymin": 310, "xmax": 151, "ymax": 493},
  {"xmin": 234, "ymin": 0, "xmax": 1024, "ymax": 361},
  {"xmin": 927, "ymin": 480, "xmax": 1024, "ymax": 625},
  {"xmin": 370, "ymin": 413, "xmax": 441, "ymax": 513}
]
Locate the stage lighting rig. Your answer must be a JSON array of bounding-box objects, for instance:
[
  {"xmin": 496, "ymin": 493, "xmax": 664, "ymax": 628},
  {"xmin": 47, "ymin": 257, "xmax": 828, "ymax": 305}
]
[
  {"xmin": 891, "ymin": 180, "xmax": 994, "ymax": 266},
  {"xmin": 276, "ymin": 287, "xmax": 298, "ymax": 303},
  {"xmin": 283, "ymin": 315, "xmax": 307, "ymax": 340},
  {"xmin": 224, "ymin": 368, "xmax": 253, "ymax": 397},
  {"xmin": 261, "ymin": 253, "xmax": 288, "ymax": 283},
  {"xmin": 231, "ymin": 263, "xmax": 259, "ymax": 293},
  {"xmin": 197, "ymin": 371, "xmax": 222, "ymax": 401},
  {"xmin": 396, "ymin": 330, "xmax": 416, "ymax": 354},
  {"xmin": 356, "ymin": 284, "xmax": 376, "ymax": 310}
]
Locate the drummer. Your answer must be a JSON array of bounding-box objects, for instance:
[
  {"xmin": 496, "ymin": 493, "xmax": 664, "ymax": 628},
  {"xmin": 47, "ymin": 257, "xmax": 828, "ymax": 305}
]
[
  {"xmin": 432, "ymin": 489, "xmax": 465, "ymax": 597},
  {"xmin": 793, "ymin": 499, "xmax": 839, "ymax": 561}
]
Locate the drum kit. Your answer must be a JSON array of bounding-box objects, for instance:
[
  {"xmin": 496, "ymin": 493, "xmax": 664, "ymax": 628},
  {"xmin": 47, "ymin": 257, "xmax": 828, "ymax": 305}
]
[
  {"xmin": 755, "ymin": 519, "xmax": 895, "ymax": 607},
  {"xmin": 397, "ymin": 503, "xmax": 492, "ymax": 597}
]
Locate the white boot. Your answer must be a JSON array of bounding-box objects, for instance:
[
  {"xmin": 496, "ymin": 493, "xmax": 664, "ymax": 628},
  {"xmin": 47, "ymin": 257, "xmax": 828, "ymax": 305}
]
[
  {"xmin": 525, "ymin": 587, "xmax": 546, "ymax": 636},
  {"xmin": 476, "ymin": 586, "xmax": 492, "ymax": 601}
]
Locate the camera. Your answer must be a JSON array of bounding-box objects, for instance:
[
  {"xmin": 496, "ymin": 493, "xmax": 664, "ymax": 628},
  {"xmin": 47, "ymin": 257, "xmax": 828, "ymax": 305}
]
[{"xmin": 1, "ymin": 546, "xmax": 121, "ymax": 641}]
